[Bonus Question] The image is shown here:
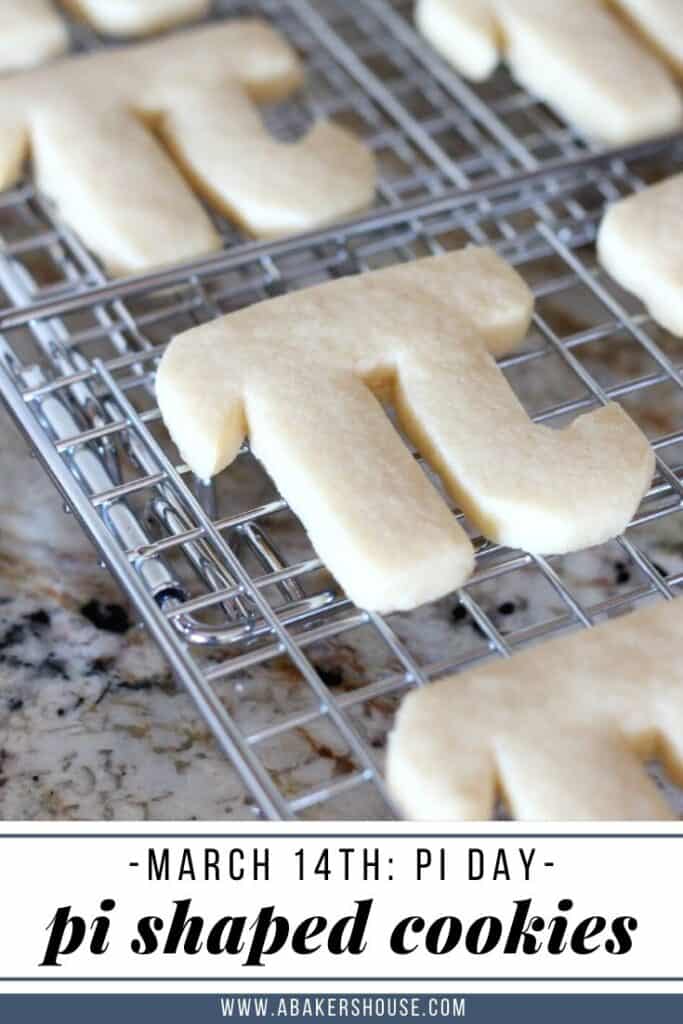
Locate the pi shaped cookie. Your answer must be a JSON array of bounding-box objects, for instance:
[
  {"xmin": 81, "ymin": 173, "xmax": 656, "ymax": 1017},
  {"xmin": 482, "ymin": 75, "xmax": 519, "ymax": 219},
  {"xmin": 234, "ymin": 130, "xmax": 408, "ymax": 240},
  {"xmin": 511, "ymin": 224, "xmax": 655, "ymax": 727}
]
[
  {"xmin": 388, "ymin": 598, "xmax": 683, "ymax": 819},
  {"xmin": 598, "ymin": 174, "xmax": 683, "ymax": 337},
  {"xmin": 0, "ymin": 21, "xmax": 376, "ymax": 275},
  {"xmin": 64, "ymin": 0, "xmax": 210, "ymax": 36},
  {"xmin": 612, "ymin": 0, "xmax": 683, "ymax": 76},
  {"xmin": 157, "ymin": 248, "xmax": 654, "ymax": 613},
  {"xmin": 415, "ymin": 0, "xmax": 682, "ymax": 144},
  {"xmin": 0, "ymin": 0, "xmax": 68, "ymax": 73}
]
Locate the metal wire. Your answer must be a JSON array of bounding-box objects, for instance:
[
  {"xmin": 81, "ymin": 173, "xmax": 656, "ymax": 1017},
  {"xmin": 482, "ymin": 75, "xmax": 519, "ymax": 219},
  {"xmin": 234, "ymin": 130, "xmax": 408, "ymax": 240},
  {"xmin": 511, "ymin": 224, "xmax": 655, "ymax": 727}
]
[{"xmin": 0, "ymin": 0, "xmax": 682, "ymax": 819}]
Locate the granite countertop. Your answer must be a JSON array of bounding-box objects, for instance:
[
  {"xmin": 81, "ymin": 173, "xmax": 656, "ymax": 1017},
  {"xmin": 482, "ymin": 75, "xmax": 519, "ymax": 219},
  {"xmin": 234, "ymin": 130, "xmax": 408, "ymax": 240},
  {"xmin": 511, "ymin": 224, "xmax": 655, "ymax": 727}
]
[{"xmin": 1, "ymin": 287, "xmax": 683, "ymax": 821}]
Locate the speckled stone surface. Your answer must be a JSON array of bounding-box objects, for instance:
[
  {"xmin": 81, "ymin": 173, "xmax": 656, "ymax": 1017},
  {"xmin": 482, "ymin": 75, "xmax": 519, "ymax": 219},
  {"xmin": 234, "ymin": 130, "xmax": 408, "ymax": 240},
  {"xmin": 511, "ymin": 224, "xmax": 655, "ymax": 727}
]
[
  {"xmin": 1, "ymin": 279, "xmax": 683, "ymax": 821},
  {"xmin": 0, "ymin": 407, "xmax": 256, "ymax": 819}
]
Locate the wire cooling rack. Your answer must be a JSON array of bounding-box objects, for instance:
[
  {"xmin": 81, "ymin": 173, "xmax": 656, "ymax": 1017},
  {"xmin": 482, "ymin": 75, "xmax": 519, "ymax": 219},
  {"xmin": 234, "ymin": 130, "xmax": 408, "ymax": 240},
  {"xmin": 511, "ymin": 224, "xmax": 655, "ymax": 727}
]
[{"xmin": 0, "ymin": 0, "xmax": 682, "ymax": 819}]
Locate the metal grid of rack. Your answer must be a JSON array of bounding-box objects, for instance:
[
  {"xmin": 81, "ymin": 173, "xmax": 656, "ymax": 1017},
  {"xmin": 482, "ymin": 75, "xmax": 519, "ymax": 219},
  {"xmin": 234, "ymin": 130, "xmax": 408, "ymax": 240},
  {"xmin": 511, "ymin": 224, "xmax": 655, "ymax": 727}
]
[{"xmin": 0, "ymin": 0, "xmax": 682, "ymax": 819}]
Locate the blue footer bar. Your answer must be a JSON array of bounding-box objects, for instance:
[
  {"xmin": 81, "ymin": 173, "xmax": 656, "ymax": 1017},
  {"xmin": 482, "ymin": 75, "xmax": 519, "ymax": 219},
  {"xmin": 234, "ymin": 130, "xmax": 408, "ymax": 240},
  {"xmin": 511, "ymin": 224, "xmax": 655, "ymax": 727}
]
[{"xmin": 0, "ymin": 994, "xmax": 682, "ymax": 1022}]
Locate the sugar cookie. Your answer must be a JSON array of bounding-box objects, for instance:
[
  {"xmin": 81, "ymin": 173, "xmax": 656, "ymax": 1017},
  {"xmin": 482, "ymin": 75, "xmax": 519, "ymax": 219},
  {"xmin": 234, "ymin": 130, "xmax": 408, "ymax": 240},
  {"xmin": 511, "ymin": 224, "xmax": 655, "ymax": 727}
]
[
  {"xmin": 63, "ymin": 0, "xmax": 210, "ymax": 36},
  {"xmin": 611, "ymin": 0, "xmax": 683, "ymax": 76},
  {"xmin": 414, "ymin": 0, "xmax": 682, "ymax": 144},
  {"xmin": 388, "ymin": 597, "xmax": 683, "ymax": 820},
  {"xmin": 598, "ymin": 173, "xmax": 683, "ymax": 337},
  {"xmin": 0, "ymin": 21, "xmax": 376, "ymax": 275},
  {"xmin": 499, "ymin": 0, "xmax": 682, "ymax": 145},
  {"xmin": 0, "ymin": 0, "xmax": 68, "ymax": 73},
  {"xmin": 415, "ymin": 0, "xmax": 499, "ymax": 82},
  {"xmin": 156, "ymin": 248, "xmax": 654, "ymax": 613}
]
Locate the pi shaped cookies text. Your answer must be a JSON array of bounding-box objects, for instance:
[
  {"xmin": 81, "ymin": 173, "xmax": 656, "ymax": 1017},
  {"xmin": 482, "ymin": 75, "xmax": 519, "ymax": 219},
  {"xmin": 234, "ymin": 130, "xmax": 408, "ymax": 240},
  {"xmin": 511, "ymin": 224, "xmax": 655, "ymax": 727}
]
[
  {"xmin": 0, "ymin": 21, "xmax": 376, "ymax": 274},
  {"xmin": 388, "ymin": 598, "xmax": 683, "ymax": 819},
  {"xmin": 157, "ymin": 248, "xmax": 654, "ymax": 613}
]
